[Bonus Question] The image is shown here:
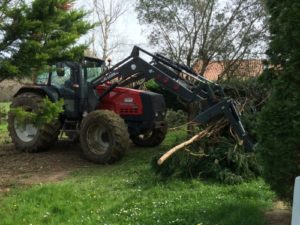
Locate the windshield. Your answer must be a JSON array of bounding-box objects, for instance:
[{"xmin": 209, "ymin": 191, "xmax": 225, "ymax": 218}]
[{"xmin": 82, "ymin": 58, "xmax": 105, "ymax": 82}]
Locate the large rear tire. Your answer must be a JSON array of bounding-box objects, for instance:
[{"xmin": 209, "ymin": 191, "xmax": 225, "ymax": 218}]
[
  {"xmin": 8, "ymin": 92, "xmax": 61, "ymax": 153},
  {"xmin": 80, "ymin": 110, "xmax": 129, "ymax": 164},
  {"xmin": 131, "ymin": 126, "xmax": 167, "ymax": 147}
]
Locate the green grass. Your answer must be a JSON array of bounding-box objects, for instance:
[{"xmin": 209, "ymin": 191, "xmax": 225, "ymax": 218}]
[
  {"xmin": 0, "ymin": 131, "xmax": 275, "ymax": 225},
  {"xmin": 0, "ymin": 102, "xmax": 10, "ymax": 139},
  {"xmin": 0, "ymin": 102, "xmax": 10, "ymax": 141},
  {"xmin": 0, "ymin": 121, "xmax": 7, "ymax": 132},
  {"xmin": 0, "ymin": 102, "xmax": 10, "ymax": 111}
]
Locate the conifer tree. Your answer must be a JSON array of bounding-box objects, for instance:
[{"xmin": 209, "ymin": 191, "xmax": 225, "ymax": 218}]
[
  {"xmin": 256, "ymin": 0, "xmax": 300, "ymax": 201},
  {"xmin": 0, "ymin": 0, "xmax": 93, "ymax": 81}
]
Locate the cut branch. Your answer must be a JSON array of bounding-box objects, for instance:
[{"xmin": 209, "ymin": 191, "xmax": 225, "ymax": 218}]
[{"xmin": 157, "ymin": 119, "xmax": 228, "ymax": 165}]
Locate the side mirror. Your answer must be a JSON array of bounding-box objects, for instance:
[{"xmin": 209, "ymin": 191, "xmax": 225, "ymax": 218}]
[{"xmin": 56, "ymin": 63, "xmax": 65, "ymax": 77}]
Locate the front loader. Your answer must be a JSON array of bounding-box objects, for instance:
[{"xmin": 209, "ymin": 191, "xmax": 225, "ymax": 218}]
[{"xmin": 8, "ymin": 46, "xmax": 254, "ymax": 164}]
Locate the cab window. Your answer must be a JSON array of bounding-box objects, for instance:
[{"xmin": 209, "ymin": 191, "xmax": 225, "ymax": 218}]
[
  {"xmin": 86, "ymin": 66, "xmax": 102, "ymax": 82},
  {"xmin": 51, "ymin": 65, "xmax": 72, "ymax": 88},
  {"xmin": 83, "ymin": 59, "xmax": 104, "ymax": 82},
  {"xmin": 36, "ymin": 71, "xmax": 49, "ymax": 85}
]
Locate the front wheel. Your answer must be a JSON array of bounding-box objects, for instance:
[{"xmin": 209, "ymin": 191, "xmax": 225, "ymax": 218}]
[
  {"xmin": 80, "ymin": 110, "xmax": 130, "ymax": 164},
  {"xmin": 8, "ymin": 92, "xmax": 61, "ymax": 152},
  {"xmin": 131, "ymin": 126, "xmax": 168, "ymax": 147}
]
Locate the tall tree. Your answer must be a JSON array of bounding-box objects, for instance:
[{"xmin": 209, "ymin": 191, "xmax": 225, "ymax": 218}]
[
  {"xmin": 92, "ymin": 0, "xmax": 128, "ymax": 61},
  {"xmin": 136, "ymin": 0, "xmax": 267, "ymax": 79},
  {"xmin": 256, "ymin": 0, "xmax": 300, "ymax": 201},
  {"xmin": 0, "ymin": 0, "xmax": 93, "ymax": 82}
]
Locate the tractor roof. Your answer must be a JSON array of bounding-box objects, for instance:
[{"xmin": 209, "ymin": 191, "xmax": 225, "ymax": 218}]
[{"xmin": 83, "ymin": 56, "xmax": 105, "ymax": 67}]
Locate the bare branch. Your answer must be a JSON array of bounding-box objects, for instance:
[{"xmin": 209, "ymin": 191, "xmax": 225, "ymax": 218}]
[
  {"xmin": 137, "ymin": 0, "xmax": 268, "ymax": 78},
  {"xmin": 92, "ymin": 0, "xmax": 129, "ymax": 60}
]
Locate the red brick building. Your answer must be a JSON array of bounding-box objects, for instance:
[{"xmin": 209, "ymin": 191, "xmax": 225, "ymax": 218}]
[{"xmin": 193, "ymin": 59, "xmax": 265, "ymax": 81}]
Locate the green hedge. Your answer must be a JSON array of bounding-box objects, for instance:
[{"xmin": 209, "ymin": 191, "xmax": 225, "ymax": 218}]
[{"xmin": 256, "ymin": 0, "xmax": 300, "ymax": 201}]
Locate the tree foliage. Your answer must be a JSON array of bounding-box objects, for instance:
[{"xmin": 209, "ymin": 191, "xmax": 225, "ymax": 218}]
[
  {"xmin": 0, "ymin": 0, "xmax": 93, "ymax": 81},
  {"xmin": 11, "ymin": 97, "xmax": 64, "ymax": 127},
  {"xmin": 136, "ymin": 0, "xmax": 267, "ymax": 78},
  {"xmin": 256, "ymin": 0, "xmax": 300, "ymax": 201}
]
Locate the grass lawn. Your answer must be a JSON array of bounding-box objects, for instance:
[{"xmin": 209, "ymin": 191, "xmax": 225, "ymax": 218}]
[{"xmin": 0, "ymin": 126, "xmax": 275, "ymax": 225}]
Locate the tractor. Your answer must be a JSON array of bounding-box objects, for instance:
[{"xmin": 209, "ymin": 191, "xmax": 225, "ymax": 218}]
[{"xmin": 8, "ymin": 46, "xmax": 253, "ymax": 164}]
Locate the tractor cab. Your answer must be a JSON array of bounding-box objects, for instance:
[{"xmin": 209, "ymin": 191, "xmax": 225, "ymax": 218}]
[
  {"xmin": 36, "ymin": 57, "xmax": 105, "ymax": 86},
  {"xmin": 34, "ymin": 57, "xmax": 105, "ymax": 119}
]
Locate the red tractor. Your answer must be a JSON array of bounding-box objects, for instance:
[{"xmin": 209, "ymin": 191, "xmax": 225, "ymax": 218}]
[{"xmin": 8, "ymin": 46, "xmax": 253, "ymax": 164}]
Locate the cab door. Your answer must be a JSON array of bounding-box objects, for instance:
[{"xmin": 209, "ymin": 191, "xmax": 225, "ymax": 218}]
[{"xmin": 50, "ymin": 62, "xmax": 81, "ymax": 119}]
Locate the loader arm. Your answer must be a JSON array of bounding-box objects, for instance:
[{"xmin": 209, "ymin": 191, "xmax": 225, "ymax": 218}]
[{"xmin": 90, "ymin": 46, "xmax": 254, "ymax": 151}]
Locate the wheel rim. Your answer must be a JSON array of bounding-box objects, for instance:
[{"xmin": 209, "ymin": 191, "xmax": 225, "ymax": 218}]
[
  {"xmin": 137, "ymin": 131, "xmax": 153, "ymax": 140},
  {"xmin": 86, "ymin": 124, "xmax": 112, "ymax": 155},
  {"xmin": 14, "ymin": 120, "xmax": 38, "ymax": 143}
]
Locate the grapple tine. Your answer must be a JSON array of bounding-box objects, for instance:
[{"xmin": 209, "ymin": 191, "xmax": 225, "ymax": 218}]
[{"xmin": 194, "ymin": 99, "xmax": 254, "ymax": 151}]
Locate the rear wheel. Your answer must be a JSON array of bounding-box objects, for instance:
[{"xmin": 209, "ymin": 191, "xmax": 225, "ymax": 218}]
[
  {"xmin": 131, "ymin": 126, "xmax": 167, "ymax": 147},
  {"xmin": 80, "ymin": 110, "xmax": 129, "ymax": 164},
  {"xmin": 8, "ymin": 92, "xmax": 61, "ymax": 152}
]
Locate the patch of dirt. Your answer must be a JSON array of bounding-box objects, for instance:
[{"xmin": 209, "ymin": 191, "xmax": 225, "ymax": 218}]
[
  {"xmin": 0, "ymin": 141, "xmax": 95, "ymax": 191},
  {"xmin": 265, "ymin": 210, "xmax": 291, "ymax": 225},
  {"xmin": 265, "ymin": 201, "xmax": 292, "ymax": 225}
]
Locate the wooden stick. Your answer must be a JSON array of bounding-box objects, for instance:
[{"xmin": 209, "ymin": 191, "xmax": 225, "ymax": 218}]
[{"xmin": 157, "ymin": 119, "xmax": 228, "ymax": 166}]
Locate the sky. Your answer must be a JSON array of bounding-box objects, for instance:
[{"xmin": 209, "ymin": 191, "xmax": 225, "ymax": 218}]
[
  {"xmin": 76, "ymin": 0, "xmax": 149, "ymax": 61},
  {"xmin": 75, "ymin": 0, "xmax": 267, "ymax": 62}
]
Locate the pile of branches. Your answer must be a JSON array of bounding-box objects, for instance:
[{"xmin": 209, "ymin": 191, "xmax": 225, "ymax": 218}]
[
  {"xmin": 220, "ymin": 77, "xmax": 271, "ymax": 135},
  {"xmin": 152, "ymin": 77, "xmax": 269, "ymax": 184}
]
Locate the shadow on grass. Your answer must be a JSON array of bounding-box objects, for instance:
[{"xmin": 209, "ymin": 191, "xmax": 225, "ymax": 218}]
[
  {"xmin": 203, "ymin": 201, "xmax": 267, "ymax": 225},
  {"xmin": 104, "ymin": 190, "xmax": 268, "ymax": 225}
]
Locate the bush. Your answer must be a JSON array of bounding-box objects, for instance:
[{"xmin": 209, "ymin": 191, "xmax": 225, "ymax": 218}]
[
  {"xmin": 257, "ymin": 78, "xmax": 300, "ymax": 201},
  {"xmin": 255, "ymin": 0, "xmax": 300, "ymax": 201},
  {"xmin": 166, "ymin": 109, "xmax": 187, "ymax": 128}
]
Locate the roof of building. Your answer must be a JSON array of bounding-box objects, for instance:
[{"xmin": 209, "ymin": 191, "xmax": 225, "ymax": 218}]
[{"xmin": 193, "ymin": 59, "xmax": 265, "ymax": 80}]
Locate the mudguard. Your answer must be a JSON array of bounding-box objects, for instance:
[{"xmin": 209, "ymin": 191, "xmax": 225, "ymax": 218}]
[{"xmin": 14, "ymin": 86, "xmax": 60, "ymax": 102}]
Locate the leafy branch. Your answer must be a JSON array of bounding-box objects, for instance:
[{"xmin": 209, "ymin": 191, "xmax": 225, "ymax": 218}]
[{"xmin": 11, "ymin": 97, "xmax": 64, "ymax": 127}]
